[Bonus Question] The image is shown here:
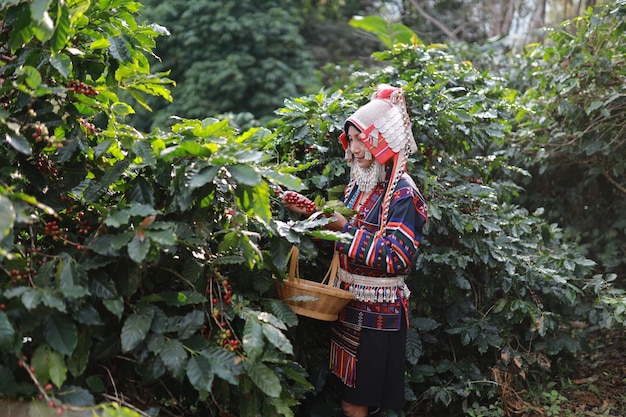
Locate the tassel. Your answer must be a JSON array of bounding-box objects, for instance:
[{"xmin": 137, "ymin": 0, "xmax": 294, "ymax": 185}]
[
  {"xmin": 364, "ymin": 149, "xmax": 372, "ymax": 160},
  {"xmin": 330, "ymin": 341, "xmax": 357, "ymax": 387},
  {"xmin": 347, "ymin": 283, "xmax": 403, "ymax": 302}
]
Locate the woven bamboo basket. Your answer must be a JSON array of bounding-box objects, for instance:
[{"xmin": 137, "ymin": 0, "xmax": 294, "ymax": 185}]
[{"xmin": 274, "ymin": 246, "xmax": 355, "ymax": 321}]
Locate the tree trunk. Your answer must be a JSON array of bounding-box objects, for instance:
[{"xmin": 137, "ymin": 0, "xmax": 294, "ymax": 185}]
[
  {"xmin": 531, "ymin": 0, "xmax": 547, "ymax": 30},
  {"xmin": 502, "ymin": 0, "xmax": 517, "ymax": 35}
]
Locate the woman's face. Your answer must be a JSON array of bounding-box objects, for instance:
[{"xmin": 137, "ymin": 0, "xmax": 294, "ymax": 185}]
[{"xmin": 347, "ymin": 125, "xmax": 374, "ymax": 169}]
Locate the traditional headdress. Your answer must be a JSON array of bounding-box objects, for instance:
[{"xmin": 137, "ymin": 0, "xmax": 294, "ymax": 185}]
[
  {"xmin": 339, "ymin": 85, "xmax": 418, "ymax": 234},
  {"xmin": 339, "ymin": 85, "xmax": 417, "ymax": 164}
]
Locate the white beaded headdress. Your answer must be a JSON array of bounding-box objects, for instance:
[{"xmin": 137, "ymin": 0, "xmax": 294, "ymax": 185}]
[{"xmin": 340, "ymin": 85, "xmax": 417, "ymax": 164}]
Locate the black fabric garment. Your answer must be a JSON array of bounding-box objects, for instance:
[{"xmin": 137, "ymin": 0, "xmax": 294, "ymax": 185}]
[{"xmin": 340, "ymin": 316, "xmax": 407, "ymax": 409}]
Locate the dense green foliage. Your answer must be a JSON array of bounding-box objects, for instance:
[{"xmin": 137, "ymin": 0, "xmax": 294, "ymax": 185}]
[
  {"xmin": 0, "ymin": 1, "xmax": 314, "ymax": 415},
  {"xmin": 515, "ymin": 3, "xmax": 626, "ymax": 280},
  {"xmin": 0, "ymin": 1, "xmax": 625, "ymax": 417},
  {"xmin": 130, "ymin": 0, "xmax": 392, "ymax": 132},
  {"xmin": 131, "ymin": 0, "xmax": 320, "ymax": 131},
  {"xmin": 450, "ymin": 3, "xmax": 626, "ymax": 282}
]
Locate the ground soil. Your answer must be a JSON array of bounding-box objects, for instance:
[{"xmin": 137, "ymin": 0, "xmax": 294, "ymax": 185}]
[
  {"xmin": 409, "ymin": 327, "xmax": 626, "ymax": 417},
  {"xmin": 557, "ymin": 327, "xmax": 626, "ymax": 416}
]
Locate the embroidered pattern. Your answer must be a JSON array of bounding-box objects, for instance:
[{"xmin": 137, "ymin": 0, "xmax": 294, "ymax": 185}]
[{"xmin": 329, "ymin": 323, "xmax": 360, "ymax": 387}]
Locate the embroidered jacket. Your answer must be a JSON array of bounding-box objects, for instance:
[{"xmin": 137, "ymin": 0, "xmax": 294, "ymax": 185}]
[{"xmin": 334, "ymin": 173, "xmax": 428, "ymax": 331}]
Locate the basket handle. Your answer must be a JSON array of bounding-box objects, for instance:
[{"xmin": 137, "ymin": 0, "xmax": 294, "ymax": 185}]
[
  {"xmin": 321, "ymin": 251, "xmax": 340, "ymax": 287},
  {"xmin": 289, "ymin": 247, "xmax": 340, "ymax": 288},
  {"xmin": 288, "ymin": 246, "xmax": 301, "ymax": 283}
]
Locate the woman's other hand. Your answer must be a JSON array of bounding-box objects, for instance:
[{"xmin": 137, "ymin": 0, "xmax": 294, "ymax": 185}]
[{"xmin": 324, "ymin": 211, "xmax": 348, "ymax": 232}]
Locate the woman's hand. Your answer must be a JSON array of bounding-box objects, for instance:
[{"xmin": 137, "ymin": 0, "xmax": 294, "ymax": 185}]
[
  {"xmin": 324, "ymin": 211, "xmax": 348, "ymax": 232},
  {"xmin": 281, "ymin": 191, "xmax": 317, "ymax": 216},
  {"xmin": 280, "ymin": 190, "xmax": 348, "ymax": 231}
]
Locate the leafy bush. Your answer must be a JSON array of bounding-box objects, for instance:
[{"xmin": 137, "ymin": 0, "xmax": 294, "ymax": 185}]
[
  {"xmin": 131, "ymin": 0, "xmax": 320, "ymax": 131},
  {"xmin": 1, "ymin": 1, "xmax": 625, "ymax": 417},
  {"xmin": 0, "ymin": 1, "xmax": 314, "ymax": 415},
  {"xmin": 514, "ymin": 1, "xmax": 626, "ymax": 280}
]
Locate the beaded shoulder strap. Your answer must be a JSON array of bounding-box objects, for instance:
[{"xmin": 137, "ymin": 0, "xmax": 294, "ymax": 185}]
[{"xmin": 376, "ymin": 151, "xmax": 408, "ymax": 237}]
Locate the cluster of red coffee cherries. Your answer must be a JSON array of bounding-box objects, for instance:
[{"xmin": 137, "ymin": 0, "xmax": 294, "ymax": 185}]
[
  {"xmin": 35, "ymin": 155, "xmax": 60, "ymax": 177},
  {"xmin": 41, "ymin": 391, "xmax": 66, "ymax": 416},
  {"xmin": 4, "ymin": 246, "xmax": 47, "ymax": 287},
  {"xmin": 79, "ymin": 118, "xmax": 96, "ymax": 135},
  {"xmin": 8, "ymin": 268, "xmax": 34, "ymax": 286},
  {"xmin": 75, "ymin": 211, "xmax": 92, "ymax": 236},
  {"xmin": 31, "ymin": 123, "xmax": 49, "ymax": 143},
  {"xmin": 44, "ymin": 220, "xmax": 61, "ymax": 239},
  {"xmin": 217, "ymin": 327, "xmax": 240, "ymax": 352},
  {"xmin": 204, "ymin": 275, "xmax": 241, "ymax": 352},
  {"xmin": 66, "ymin": 79, "xmax": 98, "ymax": 96},
  {"xmin": 221, "ymin": 278, "xmax": 233, "ymax": 305},
  {"xmin": 281, "ymin": 191, "xmax": 317, "ymax": 213},
  {"xmin": 208, "ymin": 277, "xmax": 234, "ymax": 310},
  {"xmin": 39, "ymin": 216, "xmax": 86, "ymax": 250},
  {"xmin": 214, "ymin": 279, "xmax": 235, "ymax": 352}
]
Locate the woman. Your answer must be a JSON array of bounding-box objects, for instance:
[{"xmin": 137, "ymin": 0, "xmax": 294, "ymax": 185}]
[{"xmin": 285, "ymin": 85, "xmax": 427, "ymax": 417}]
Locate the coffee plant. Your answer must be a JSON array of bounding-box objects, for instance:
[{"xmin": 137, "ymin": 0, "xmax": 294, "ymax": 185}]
[
  {"xmin": 0, "ymin": 0, "xmax": 321, "ymax": 416},
  {"xmin": 515, "ymin": 1, "xmax": 626, "ymax": 282},
  {"xmin": 1, "ymin": 1, "xmax": 625, "ymax": 417},
  {"xmin": 268, "ymin": 33, "xmax": 625, "ymax": 417}
]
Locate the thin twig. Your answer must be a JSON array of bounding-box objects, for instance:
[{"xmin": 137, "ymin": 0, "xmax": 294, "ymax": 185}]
[
  {"xmin": 603, "ymin": 170, "xmax": 626, "ymax": 195},
  {"xmin": 406, "ymin": 0, "xmax": 458, "ymax": 41},
  {"xmin": 100, "ymin": 365, "xmax": 119, "ymax": 401}
]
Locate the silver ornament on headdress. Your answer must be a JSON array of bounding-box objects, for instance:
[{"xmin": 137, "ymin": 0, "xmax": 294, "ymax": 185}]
[
  {"xmin": 371, "ymin": 86, "xmax": 417, "ymax": 235},
  {"xmin": 372, "ymin": 87, "xmax": 418, "ymax": 157}
]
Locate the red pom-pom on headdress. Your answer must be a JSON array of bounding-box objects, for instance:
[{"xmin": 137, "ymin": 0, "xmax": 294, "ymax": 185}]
[{"xmin": 372, "ymin": 84, "xmax": 397, "ymax": 100}]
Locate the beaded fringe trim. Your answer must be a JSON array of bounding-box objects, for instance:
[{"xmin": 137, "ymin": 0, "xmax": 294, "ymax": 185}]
[{"xmin": 338, "ymin": 269, "xmax": 411, "ymax": 303}]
